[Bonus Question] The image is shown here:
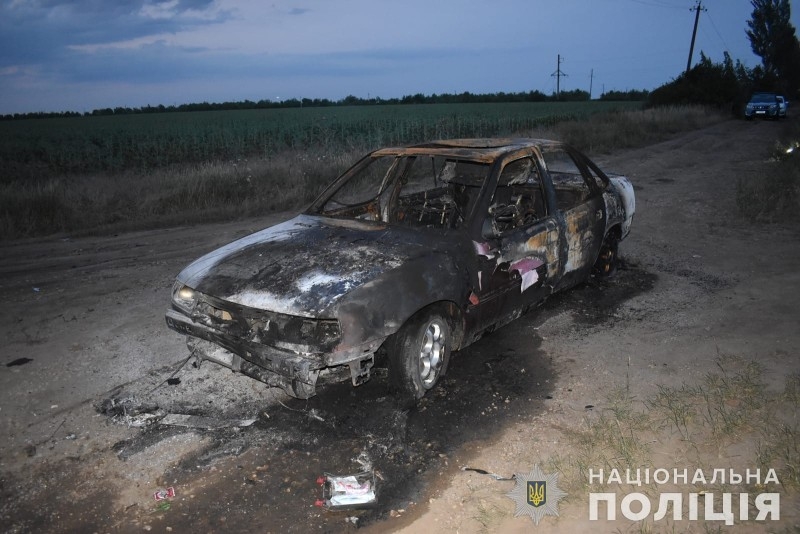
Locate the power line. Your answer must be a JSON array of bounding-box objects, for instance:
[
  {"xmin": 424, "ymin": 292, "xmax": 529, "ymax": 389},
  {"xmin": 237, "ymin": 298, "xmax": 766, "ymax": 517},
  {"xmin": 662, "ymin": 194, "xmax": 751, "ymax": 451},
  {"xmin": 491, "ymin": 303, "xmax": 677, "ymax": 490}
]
[{"xmin": 705, "ymin": 11, "xmax": 732, "ymax": 54}]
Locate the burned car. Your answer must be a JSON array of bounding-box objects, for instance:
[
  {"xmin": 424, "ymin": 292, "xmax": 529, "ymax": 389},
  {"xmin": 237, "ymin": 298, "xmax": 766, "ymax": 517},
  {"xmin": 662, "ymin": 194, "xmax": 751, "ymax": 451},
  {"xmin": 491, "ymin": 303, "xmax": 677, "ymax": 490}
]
[{"xmin": 166, "ymin": 139, "xmax": 635, "ymax": 403}]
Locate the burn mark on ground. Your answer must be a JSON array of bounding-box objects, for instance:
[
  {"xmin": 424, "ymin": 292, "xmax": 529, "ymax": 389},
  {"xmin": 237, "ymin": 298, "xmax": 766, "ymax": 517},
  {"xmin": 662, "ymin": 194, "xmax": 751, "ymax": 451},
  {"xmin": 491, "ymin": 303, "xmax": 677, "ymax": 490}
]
[
  {"xmin": 542, "ymin": 259, "xmax": 657, "ymax": 326},
  {"xmin": 662, "ymin": 264, "xmax": 733, "ymax": 291},
  {"xmin": 97, "ymin": 331, "xmax": 554, "ymax": 532}
]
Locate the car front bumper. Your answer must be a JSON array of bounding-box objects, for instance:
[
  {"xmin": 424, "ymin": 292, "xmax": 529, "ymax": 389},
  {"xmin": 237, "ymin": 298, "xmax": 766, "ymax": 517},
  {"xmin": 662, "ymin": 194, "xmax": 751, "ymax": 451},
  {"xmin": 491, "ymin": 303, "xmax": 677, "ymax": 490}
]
[
  {"xmin": 165, "ymin": 309, "xmax": 378, "ymax": 399},
  {"xmin": 746, "ymin": 108, "xmax": 778, "ymax": 118}
]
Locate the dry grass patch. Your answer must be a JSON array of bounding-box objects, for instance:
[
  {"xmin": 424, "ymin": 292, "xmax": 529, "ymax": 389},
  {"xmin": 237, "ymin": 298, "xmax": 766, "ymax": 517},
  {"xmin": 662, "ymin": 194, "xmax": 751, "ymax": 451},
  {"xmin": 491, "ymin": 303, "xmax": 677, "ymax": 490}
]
[{"xmin": 542, "ymin": 352, "xmax": 797, "ymax": 531}]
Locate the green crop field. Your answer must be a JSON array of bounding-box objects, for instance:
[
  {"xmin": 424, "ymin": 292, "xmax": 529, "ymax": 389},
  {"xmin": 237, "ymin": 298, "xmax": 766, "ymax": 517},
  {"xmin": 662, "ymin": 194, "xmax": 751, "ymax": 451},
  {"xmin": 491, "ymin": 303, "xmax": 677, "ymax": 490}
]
[{"xmin": 0, "ymin": 101, "xmax": 642, "ymax": 176}]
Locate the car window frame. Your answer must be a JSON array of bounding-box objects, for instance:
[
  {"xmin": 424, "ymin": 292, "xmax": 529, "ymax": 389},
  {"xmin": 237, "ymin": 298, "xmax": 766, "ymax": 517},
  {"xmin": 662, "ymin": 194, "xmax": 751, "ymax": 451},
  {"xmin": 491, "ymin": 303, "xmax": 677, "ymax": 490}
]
[
  {"xmin": 540, "ymin": 145, "xmax": 604, "ymax": 213},
  {"xmin": 481, "ymin": 154, "xmax": 552, "ymax": 239}
]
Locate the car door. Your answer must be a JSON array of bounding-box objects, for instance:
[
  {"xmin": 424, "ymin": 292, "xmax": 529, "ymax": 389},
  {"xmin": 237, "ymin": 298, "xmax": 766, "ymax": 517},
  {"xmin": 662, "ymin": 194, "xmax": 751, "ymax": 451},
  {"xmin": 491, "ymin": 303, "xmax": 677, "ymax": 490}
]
[
  {"xmin": 541, "ymin": 146, "xmax": 606, "ymax": 290},
  {"xmin": 468, "ymin": 155, "xmax": 560, "ymax": 332}
]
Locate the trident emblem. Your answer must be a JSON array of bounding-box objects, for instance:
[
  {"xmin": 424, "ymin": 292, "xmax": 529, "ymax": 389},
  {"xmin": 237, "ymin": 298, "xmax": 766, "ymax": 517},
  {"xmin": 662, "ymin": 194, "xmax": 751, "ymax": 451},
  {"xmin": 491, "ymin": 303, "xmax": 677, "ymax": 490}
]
[{"xmin": 527, "ymin": 481, "xmax": 546, "ymax": 507}]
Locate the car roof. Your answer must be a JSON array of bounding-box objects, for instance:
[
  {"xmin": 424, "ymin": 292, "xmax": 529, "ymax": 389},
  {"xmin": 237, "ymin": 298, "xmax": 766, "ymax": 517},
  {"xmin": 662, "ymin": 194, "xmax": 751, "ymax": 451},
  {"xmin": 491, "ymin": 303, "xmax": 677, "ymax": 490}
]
[{"xmin": 371, "ymin": 138, "xmax": 564, "ymax": 163}]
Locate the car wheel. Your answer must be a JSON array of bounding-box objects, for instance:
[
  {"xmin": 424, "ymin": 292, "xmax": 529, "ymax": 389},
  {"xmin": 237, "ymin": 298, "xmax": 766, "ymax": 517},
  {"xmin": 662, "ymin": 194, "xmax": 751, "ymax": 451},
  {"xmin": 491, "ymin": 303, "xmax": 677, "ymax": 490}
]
[
  {"xmin": 593, "ymin": 232, "xmax": 619, "ymax": 277},
  {"xmin": 388, "ymin": 310, "xmax": 451, "ymax": 405}
]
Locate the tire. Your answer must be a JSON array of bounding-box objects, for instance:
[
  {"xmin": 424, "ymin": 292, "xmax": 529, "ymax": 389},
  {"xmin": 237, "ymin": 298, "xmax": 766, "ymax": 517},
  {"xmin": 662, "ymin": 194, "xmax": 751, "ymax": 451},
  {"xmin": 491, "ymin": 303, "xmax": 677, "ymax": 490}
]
[
  {"xmin": 593, "ymin": 232, "xmax": 619, "ymax": 278},
  {"xmin": 388, "ymin": 310, "xmax": 451, "ymax": 405}
]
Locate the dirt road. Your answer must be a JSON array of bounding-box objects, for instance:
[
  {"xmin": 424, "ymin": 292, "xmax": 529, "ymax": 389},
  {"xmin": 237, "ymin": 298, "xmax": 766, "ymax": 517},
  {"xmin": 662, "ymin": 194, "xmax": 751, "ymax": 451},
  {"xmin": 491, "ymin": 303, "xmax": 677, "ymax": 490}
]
[{"xmin": 1, "ymin": 117, "xmax": 798, "ymax": 533}]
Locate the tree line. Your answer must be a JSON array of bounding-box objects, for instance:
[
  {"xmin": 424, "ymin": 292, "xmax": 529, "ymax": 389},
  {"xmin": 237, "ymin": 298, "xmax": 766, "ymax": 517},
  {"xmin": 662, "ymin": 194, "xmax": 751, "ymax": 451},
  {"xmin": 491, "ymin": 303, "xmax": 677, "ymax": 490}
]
[{"xmin": 1, "ymin": 89, "xmax": 648, "ymax": 121}]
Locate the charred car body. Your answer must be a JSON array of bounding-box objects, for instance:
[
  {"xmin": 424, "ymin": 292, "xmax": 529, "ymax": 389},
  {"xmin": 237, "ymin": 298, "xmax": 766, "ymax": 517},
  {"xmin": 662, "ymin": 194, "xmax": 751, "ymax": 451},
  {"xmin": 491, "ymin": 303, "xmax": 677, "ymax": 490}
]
[{"xmin": 166, "ymin": 139, "xmax": 635, "ymax": 402}]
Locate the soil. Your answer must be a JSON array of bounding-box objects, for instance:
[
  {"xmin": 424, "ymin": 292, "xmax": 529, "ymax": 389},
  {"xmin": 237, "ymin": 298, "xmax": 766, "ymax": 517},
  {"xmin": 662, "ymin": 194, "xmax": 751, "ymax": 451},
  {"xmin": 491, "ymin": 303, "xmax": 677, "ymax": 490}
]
[{"xmin": 1, "ymin": 117, "xmax": 798, "ymax": 533}]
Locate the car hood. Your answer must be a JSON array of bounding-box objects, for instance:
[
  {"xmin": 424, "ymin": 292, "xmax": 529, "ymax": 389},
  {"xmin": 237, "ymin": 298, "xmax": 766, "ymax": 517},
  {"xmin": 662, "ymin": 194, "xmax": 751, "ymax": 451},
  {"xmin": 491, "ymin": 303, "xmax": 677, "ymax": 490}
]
[{"xmin": 177, "ymin": 214, "xmax": 434, "ymax": 318}]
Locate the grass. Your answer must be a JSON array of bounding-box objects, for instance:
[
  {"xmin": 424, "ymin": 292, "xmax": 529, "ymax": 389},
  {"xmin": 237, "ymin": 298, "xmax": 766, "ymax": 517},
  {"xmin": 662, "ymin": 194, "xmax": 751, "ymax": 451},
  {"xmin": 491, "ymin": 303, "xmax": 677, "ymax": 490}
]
[
  {"xmin": 547, "ymin": 352, "xmax": 798, "ymax": 506},
  {"xmin": 0, "ymin": 102, "xmax": 638, "ymax": 175},
  {"xmin": 0, "ymin": 103, "xmax": 726, "ymax": 240},
  {"xmin": 548, "ymin": 387, "xmax": 653, "ymax": 495},
  {"xmin": 472, "ymin": 500, "xmax": 509, "ymax": 533},
  {"xmin": 755, "ymin": 371, "xmax": 800, "ymax": 489},
  {"xmin": 0, "ymin": 150, "xmax": 352, "ymax": 238},
  {"xmin": 736, "ymin": 118, "xmax": 800, "ymax": 222},
  {"xmin": 552, "ymin": 105, "xmax": 724, "ymax": 154}
]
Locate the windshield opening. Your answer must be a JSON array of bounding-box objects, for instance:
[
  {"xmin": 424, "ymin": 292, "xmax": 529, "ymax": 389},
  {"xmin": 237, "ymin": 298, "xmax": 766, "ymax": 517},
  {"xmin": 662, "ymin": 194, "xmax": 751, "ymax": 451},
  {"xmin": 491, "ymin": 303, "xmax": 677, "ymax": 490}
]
[{"xmin": 316, "ymin": 154, "xmax": 489, "ymax": 230}]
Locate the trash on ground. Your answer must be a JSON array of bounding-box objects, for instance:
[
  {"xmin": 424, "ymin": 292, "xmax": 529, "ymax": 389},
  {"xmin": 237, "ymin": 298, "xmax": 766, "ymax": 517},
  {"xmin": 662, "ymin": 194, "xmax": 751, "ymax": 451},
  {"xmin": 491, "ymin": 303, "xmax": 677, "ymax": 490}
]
[
  {"xmin": 153, "ymin": 502, "xmax": 171, "ymax": 513},
  {"xmin": 154, "ymin": 487, "xmax": 176, "ymax": 501},
  {"xmin": 98, "ymin": 396, "xmax": 165, "ymax": 427},
  {"xmin": 126, "ymin": 412, "xmax": 165, "ymax": 427},
  {"xmin": 460, "ymin": 466, "xmax": 515, "ymax": 481},
  {"xmin": 315, "ymin": 471, "xmax": 377, "ymax": 509},
  {"xmin": 159, "ymin": 413, "xmax": 256, "ymax": 429}
]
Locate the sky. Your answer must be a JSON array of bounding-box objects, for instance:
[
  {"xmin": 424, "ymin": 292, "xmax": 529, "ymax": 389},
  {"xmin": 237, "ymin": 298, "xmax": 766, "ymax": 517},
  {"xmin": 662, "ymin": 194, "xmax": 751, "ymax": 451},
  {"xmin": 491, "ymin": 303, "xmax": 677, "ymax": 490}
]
[{"xmin": 1, "ymin": 0, "xmax": 797, "ymax": 114}]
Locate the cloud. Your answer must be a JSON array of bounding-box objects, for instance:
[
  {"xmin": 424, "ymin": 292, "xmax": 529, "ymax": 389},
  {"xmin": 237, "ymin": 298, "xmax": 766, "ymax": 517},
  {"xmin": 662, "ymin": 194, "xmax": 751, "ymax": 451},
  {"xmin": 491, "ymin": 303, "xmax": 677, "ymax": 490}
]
[
  {"xmin": 0, "ymin": 0, "xmax": 228, "ymax": 66},
  {"xmin": 0, "ymin": 0, "xmax": 782, "ymax": 114}
]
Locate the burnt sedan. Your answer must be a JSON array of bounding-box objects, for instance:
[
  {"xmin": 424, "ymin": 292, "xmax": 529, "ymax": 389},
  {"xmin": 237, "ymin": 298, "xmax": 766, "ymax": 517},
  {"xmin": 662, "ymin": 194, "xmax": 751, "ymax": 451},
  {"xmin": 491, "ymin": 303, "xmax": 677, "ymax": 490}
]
[{"xmin": 166, "ymin": 139, "xmax": 635, "ymax": 403}]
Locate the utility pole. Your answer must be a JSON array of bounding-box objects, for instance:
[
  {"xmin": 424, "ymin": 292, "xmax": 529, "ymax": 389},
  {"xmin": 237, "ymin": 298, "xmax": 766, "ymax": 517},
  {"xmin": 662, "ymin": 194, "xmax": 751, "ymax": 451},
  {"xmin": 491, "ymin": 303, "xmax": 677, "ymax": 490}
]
[
  {"xmin": 551, "ymin": 54, "xmax": 567, "ymax": 99},
  {"xmin": 589, "ymin": 69, "xmax": 594, "ymax": 100},
  {"xmin": 686, "ymin": 1, "xmax": 706, "ymax": 74}
]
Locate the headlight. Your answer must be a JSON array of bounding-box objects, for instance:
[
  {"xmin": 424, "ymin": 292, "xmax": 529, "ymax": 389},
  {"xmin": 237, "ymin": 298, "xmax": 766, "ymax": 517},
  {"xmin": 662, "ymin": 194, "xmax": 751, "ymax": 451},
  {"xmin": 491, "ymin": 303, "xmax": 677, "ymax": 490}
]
[{"xmin": 172, "ymin": 282, "xmax": 197, "ymax": 313}]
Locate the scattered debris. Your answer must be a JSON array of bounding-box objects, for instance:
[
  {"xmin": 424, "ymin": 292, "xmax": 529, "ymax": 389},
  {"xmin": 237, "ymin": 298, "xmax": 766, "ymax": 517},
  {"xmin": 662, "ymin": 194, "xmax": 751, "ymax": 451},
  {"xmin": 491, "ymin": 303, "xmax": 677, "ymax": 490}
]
[
  {"xmin": 159, "ymin": 414, "xmax": 256, "ymax": 430},
  {"xmin": 307, "ymin": 409, "xmax": 325, "ymax": 423},
  {"xmin": 315, "ymin": 471, "xmax": 377, "ymax": 509},
  {"xmin": 153, "ymin": 502, "xmax": 171, "ymax": 513},
  {"xmin": 147, "ymin": 355, "xmax": 192, "ymax": 394},
  {"xmin": 460, "ymin": 466, "xmax": 515, "ymax": 481},
  {"xmin": 98, "ymin": 396, "xmax": 165, "ymax": 427},
  {"xmin": 354, "ymin": 451, "xmax": 372, "ymax": 471},
  {"xmin": 154, "ymin": 487, "xmax": 176, "ymax": 501}
]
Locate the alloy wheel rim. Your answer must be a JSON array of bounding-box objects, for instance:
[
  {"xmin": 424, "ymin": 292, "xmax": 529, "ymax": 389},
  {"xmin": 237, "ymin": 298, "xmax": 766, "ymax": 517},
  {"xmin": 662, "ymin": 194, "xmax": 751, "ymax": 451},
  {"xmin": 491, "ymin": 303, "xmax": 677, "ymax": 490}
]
[{"xmin": 419, "ymin": 321, "xmax": 445, "ymax": 387}]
